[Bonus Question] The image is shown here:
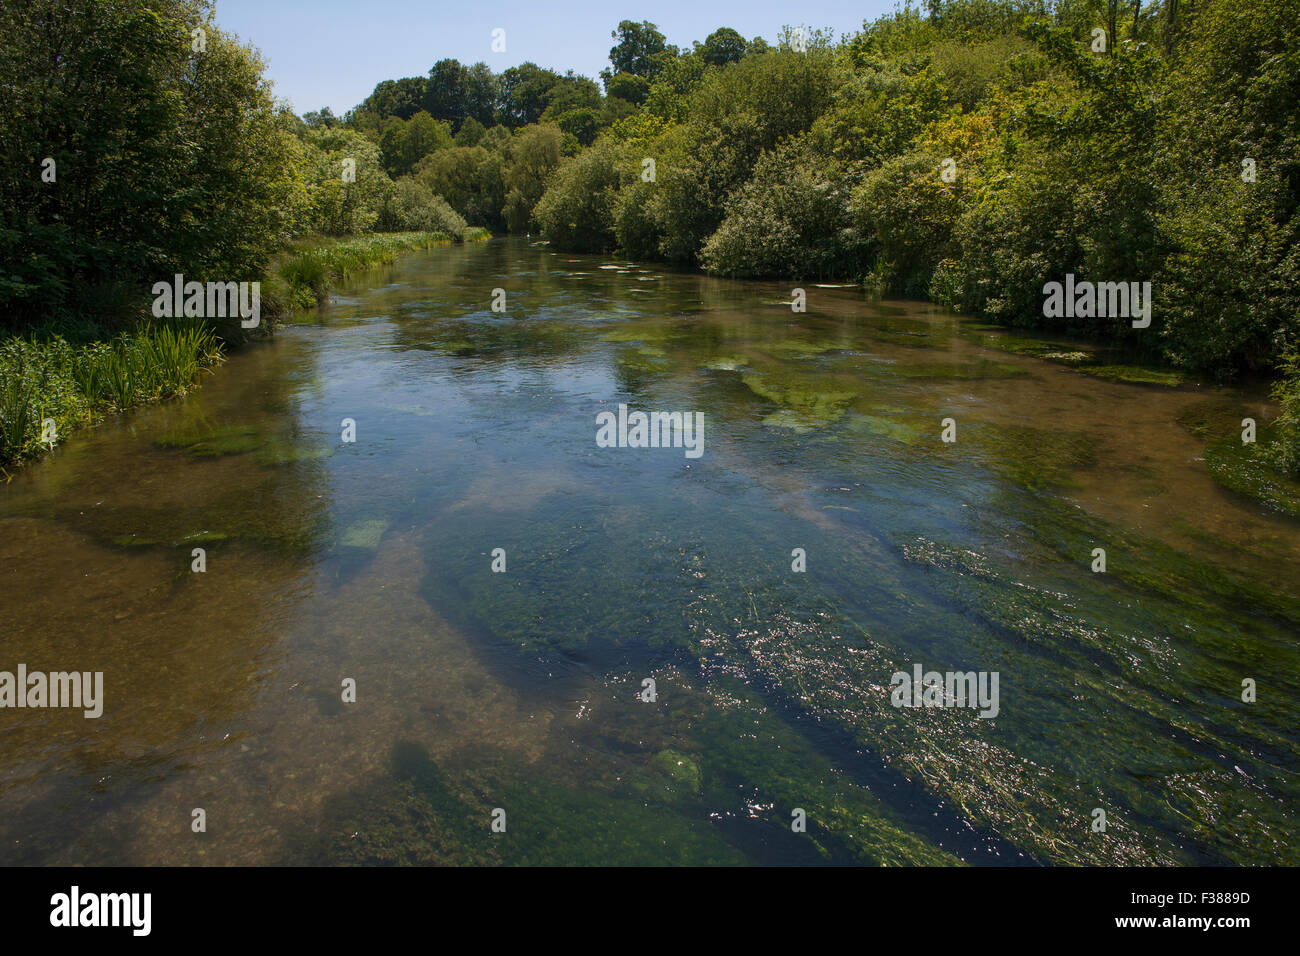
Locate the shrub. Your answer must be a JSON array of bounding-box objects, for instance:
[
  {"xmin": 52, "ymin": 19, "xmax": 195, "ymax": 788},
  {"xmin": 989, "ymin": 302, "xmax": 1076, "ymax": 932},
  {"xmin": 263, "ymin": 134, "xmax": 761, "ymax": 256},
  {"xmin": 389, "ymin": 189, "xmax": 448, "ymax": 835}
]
[
  {"xmin": 1269, "ymin": 351, "xmax": 1300, "ymax": 476},
  {"xmin": 375, "ymin": 179, "xmax": 468, "ymax": 236},
  {"xmin": 700, "ymin": 139, "xmax": 868, "ymax": 280},
  {"xmin": 534, "ymin": 139, "xmax": 632, "ymax": 252},
  {"xmin": 852, "ymin": 147, "xmax": 964, "ymax": 297}
]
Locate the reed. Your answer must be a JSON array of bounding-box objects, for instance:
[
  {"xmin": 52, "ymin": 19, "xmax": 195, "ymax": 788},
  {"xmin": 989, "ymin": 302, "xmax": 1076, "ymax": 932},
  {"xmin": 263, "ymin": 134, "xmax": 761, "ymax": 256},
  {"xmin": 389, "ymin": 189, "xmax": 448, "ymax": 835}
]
[{"xmin": 0, "ymin": 320, "xmax": 223, "ymax": 465}]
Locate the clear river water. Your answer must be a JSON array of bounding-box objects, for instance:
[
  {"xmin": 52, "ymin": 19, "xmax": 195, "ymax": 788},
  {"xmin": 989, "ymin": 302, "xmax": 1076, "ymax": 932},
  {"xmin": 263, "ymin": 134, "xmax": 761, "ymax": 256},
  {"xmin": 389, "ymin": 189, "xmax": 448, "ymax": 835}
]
[{"xmin": 1, "ymin": 237, "xmax": 1297, "ymax": 865}]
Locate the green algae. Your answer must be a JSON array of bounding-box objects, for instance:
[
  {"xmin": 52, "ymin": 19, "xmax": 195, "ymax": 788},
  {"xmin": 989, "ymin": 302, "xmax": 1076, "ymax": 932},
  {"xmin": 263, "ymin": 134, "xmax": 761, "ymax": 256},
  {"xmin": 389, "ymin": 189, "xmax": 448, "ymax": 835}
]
[
  {"xmin": 761, "ymin": 338, "xmax": 846, "ymax": 359},
  {"xmin": 338, "ymin": 518, "xmax": 390, "ymax": 551},
  {"xmin": 648, "ymin": 748, "xmax": 702, "ymax": 799},
  {"xmin": 971, "ymin": 423, "xmax": 1100, "ymax": 491},
  {"xmin": 254, "ymin": 442, "xmax": 333, "ymax": 468},
  {"xmin": 740, "ymin": 370, "xmax": 858, "ymax": 424},
  {"xmin": 1204, "ymin": 434, "xmax": 1300, "ymax": 519},
  {"xmin": 561, "ymin": 673, "xmax": 961, "ymax": 865},
  {"xmin": 702, "ymin": 357, "xmax": 748, "ymax": 372},
  {"xmin": 1180, "ymin": 398, "xmax": 1300, "ymax": 518},
  {"xmin": 760, "ymin": 410, "xmax": 823, "ymax": 432},
  {"xmin": 597, "ymin": 321, "xmax": 678, "ymax": 346},
  {"xmin": 692, "ymin": 682, "xmax": 963, "ymax": 866},
  {"xmin": 1177, "ymin": 397, "xmax": 1241, "ymax": 439},
  {"xmin": 154, "ymin": 422, "xmax": 268, "ymax": 457},
  {"xmin": 958, "ymin": 325, "xmax": 1185, "ymax": 385},
  {"xmin": 295, "ymin": 742, "xmax": 499, "ymax": 866},
  {"xmin": 25, "ymin": 460, "xmax": 332, "ymax": 555},
  {"xmin": 845, "ymin": 412, "xmax": 923, "ymax": 445},
  {"xmin": 891, "ymin": 360, "xmax": 1031, "ymax": 380},
  {"xmin": 1080, "ymin": 364, "xmax": 1185, "ymax": 386}
]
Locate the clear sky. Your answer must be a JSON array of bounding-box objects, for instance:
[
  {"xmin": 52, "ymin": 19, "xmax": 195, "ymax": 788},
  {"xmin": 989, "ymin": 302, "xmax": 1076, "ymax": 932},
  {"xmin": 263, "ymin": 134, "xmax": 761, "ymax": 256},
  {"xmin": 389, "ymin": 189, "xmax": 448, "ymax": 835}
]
[{"xmin": 212, "ymin": 0, "xmax": 900, "ymax": 116}]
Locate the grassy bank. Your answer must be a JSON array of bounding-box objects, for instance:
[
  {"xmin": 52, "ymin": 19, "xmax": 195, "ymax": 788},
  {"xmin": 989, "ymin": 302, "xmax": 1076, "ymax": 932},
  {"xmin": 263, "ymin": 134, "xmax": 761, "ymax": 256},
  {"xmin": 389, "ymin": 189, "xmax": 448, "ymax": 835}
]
[
  {"xmin": 0, "ymin": 229, "xmax": 489, "ymax": 472},
  {"xmin": 262, "ymin": 229, "xmax": 490, "ymax": 316},
  {"xmin": 0, "ymin": 320, "xmax": 223, "ymax": 471}
]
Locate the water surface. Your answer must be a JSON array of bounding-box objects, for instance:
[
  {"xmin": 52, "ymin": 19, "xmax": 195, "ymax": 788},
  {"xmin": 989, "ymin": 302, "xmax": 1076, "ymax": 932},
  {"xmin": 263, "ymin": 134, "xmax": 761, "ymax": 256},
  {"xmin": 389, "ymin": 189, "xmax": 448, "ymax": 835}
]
[{"xmin": 2, "ymin": 238, "xmax": 1297, "ymax": 865}]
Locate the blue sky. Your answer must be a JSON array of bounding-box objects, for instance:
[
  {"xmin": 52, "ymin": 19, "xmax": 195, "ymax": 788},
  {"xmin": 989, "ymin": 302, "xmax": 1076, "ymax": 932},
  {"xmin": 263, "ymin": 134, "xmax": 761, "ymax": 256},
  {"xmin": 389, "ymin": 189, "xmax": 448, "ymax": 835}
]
[{"xmin": 213, "ymin": 0, "xmax": 901, "ymax": 116}]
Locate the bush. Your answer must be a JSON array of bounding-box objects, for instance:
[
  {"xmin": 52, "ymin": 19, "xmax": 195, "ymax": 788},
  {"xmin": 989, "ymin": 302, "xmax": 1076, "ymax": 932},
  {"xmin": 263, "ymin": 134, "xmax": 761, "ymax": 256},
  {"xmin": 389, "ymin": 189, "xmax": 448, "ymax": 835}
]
[
  {"xmin": 375, "ymin": 179, "xmax": 468, "ymax": 236},
  {"xmin": 852, "ymin": 147, "xmax": 964, "ymax": 297},
  {"xmin": 1156, "ymin": 173, "xmax": 1300, "ymax": 377},
  {"xmin": 701, "ymin": 139, "xmax": 868, "ymax": 280},
  {"xmin": 534, "ymin": 139, "xmax": 632, "ymax": 252}
]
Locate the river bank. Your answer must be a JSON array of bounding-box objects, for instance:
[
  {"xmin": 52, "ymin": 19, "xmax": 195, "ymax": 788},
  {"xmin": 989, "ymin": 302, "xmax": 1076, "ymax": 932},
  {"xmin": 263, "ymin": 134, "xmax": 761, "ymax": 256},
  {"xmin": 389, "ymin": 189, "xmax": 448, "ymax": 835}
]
[{"xmin": 0, "ymin": 230, "xmax": 488, "ymax": 474}]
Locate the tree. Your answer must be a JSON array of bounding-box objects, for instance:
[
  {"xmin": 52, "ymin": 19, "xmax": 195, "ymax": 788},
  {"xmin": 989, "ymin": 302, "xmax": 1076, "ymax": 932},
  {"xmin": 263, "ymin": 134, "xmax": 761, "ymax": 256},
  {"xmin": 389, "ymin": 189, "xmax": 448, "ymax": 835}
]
[
  {"xmin": 605, "ymin": 72, "xmax": 651, "ymax": 105},
  {"xmin": 425, "ymin": 58, "xmax": 468, "ymax": 126},
  {"xmin": 699, "ymin": 27, "xmax": 746, "ymax": 66},
  {"xmin": 454, "ymin": 116, "xmax": 486, "ymax": 146},
  {"xmin": 502, "ymin": 124, "xmax": 563, "ymax": 232},
  {"xmin": 497, "ymin": 63, "xmax": 565, "ymax": 126},
  {"xmin": 375, "ymin": 178, "xmax": 467, "ymax": 235},
  {"xmin": 0, "ymin": 0, "xmax": 303, "ymax": 322},
  {"xmin": 303, "ymin": 107, "xmax": 340, "ymax": 129},
  {"xmin": 358, "ymin": 76, "xmax": 427, "ymax": 121},
  {"xmin": 380, "ymin": 111, "xmax": 453, "ymax": 177},
  {"xmin": 702, "ymin": 138, "xmax": 867, "ymax": 279},
  {"xmin": 534, "ymin": 138, "xmax": 632, "ymax": 252},
  {"xmin": 299, "ymin": 127, "xmax": 389, "ymax": 235},
  {"xmin": 608, "ymin": 20, "xmax": 671, "ymax": 78},
  {"xmin": 414, "ymin": 145, "xmax": 490, "ymax": 214}
]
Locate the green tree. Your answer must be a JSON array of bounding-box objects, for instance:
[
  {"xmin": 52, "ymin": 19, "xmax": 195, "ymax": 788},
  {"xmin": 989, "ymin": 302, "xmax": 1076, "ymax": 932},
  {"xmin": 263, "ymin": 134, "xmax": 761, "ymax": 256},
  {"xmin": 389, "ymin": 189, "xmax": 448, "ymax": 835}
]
[
  {"xmin": 502, "ymin": 124, "xmax": 563, "ymax": 232},
  {"xmin": 699, "ymin": 27, "xmax": 746, "ymax": 66},
  {"xmin": 701, "ymin": 138, "xmax": 868, "ymax": 279},
  {"xmin": 375, "ymin": 178, "xmax": 468, "ymax": 236},
  {"xmin": 534, "ymin": 138, "xmax": 633, "ymax": 252},
  {"xmin": 0, "ymin": 0, "xmax": 303, "ymax": 322},
  {"xmin": 605, "ymin": 73, "xmax": 651, "ymax": 106},
  {"xmin": 380, "ymin": 111, "xmax": 453, "ymax": 177},
  {"xmin": 607, "ymin": 20, "xmax": 671, "ymax": 78}
]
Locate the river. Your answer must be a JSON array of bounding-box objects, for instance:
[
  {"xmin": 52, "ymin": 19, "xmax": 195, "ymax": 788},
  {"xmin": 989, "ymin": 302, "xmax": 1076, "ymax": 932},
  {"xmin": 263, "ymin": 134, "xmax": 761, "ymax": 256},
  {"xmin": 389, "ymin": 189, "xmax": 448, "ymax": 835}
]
[{"xmin": 1, "ymin": 237, "xmax": 1296, "ymax": 865}]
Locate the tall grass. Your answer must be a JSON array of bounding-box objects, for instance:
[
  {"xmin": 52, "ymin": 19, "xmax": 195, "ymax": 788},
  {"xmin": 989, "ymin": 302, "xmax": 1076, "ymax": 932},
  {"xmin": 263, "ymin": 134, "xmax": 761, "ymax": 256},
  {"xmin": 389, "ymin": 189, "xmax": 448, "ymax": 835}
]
[
  {"xmin": 1269, "ymin": 350, "xmax": 1300, "ymax": 476},
  {"xmin": 264, "ymin": 230, "xmax": 480, "ymax": 316},
  {"xmin": 0, "ymin": 320, "xmax": 222, "ymax": 466}
]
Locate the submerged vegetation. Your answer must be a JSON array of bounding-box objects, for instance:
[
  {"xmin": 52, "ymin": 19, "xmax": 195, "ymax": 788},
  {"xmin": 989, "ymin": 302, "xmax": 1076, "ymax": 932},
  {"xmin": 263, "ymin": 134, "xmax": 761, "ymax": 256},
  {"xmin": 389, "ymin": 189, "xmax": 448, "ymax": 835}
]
[{"xmin": 2, "ymin": 219, "xmax": 1298, "ymax": 866}]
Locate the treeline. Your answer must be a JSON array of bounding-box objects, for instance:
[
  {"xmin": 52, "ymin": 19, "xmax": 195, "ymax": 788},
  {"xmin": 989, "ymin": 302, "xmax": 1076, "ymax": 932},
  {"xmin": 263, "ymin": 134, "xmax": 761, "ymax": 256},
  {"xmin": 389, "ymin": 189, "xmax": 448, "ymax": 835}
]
[
  {"xmin": 0, "ymin": 0, "xmax": 481, "ymax": 335},
  {"xmin": 300, "ymin": 22, "xmax": 769, "ymax": 236},
  {"xmin": 336, "ymin": 4, "xmax": 1298, "ymax": 380}
]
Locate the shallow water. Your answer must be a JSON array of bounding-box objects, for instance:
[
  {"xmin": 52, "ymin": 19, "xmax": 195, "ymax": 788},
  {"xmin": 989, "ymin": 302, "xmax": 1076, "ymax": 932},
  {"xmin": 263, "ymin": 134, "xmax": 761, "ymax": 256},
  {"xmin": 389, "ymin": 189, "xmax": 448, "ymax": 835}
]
[{"xmin": 1, "ymin": 238, "xmax": 1297, "ymax": 865}]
